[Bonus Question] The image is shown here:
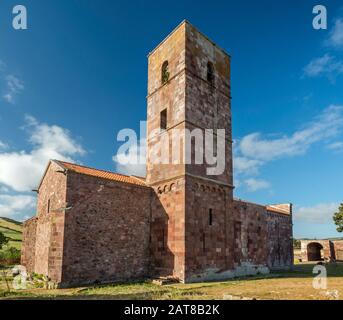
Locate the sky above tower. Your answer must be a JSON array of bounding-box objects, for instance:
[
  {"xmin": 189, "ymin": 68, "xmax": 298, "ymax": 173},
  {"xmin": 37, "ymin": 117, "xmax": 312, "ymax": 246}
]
[{"xmin": 0, "ymin": 0, "xmax": 343, "ymax": 239}]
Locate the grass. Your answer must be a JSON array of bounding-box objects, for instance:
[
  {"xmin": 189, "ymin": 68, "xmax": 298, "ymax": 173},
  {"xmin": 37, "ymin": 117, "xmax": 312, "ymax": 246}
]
[
  {"xmin": 0, "ymin": 218, "xmax": 22, "ymax": 252},
  {"xmin": 0, "ymin": 218, "xmax": 22, "ymax": 232},
  {"xmin": 1, "ymin": 263, "xmax": 343, "ymax": 300}
]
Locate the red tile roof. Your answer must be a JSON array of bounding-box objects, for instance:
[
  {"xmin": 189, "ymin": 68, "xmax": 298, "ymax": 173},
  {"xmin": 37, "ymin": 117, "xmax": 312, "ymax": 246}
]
[
  {"xmin": 234, "ymin": 199, "xmax": 291, "ymax": 215},
  {"xmin": 54, "ymin": 160, "xmax": 147, "ymax": 187},
  {"xmin": 266, "ymin": 205, "xmax": 291, "ymax": 215}
]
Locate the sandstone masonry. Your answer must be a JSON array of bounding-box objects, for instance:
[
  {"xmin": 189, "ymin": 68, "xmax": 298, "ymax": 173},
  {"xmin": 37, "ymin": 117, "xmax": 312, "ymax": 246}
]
[{"xmin": 21, "ymin": 21, "xmax": 293, "ymax": 287}]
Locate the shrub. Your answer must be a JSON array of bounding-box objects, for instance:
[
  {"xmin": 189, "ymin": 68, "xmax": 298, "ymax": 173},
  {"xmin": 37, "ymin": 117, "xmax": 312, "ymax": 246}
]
[
  {"xmin": 0, "ymin": 232, "xmax": 9, "ymax": 250},
  {"xmin": 0, "ymin": 247, "xmax": 21, "ymax": 266}
]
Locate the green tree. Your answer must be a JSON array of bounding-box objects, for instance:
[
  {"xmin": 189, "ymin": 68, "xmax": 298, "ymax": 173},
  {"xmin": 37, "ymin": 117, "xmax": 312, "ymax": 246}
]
[
  {"xmin": 333, "ymin": 203, "xmax": 343, "ymax": 233},
  {"xmin": 293, "ymin": 239, "xmax": 301, "ymax": 249},
  {"xmin": 0, "ymin": 232, "xmax": 9, "ymax": 250}
]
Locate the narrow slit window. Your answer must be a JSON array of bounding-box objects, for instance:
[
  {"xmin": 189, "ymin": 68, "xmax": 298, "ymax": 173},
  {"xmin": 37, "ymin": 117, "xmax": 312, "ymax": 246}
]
[
  {"xmin": 207, "ymin": 61, "xmax": 215, "ymax": 86},
  {"xmin": 160, "ymin": 109, "xmax": 167, "ymax": 130},
  {"xmin": 161, "ymin": 61, "xmax": 169, "ymax": 84},
  {"xmin": 209, "ymin": 209, "xmax": 213, "ymax": 226},
  {"xmin": 47, "ymin": 199, "xmax": 51, "ymax": 213}
]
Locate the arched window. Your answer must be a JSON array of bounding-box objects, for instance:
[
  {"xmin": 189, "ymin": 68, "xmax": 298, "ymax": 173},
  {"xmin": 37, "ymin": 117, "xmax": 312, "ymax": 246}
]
[
  {"xmin": 207, "ymin": 61, "xmax": 215, "ymax": 86},
  {"xmin": 161, "ymin": 61, "xmax": 169, "ymax": 84}
]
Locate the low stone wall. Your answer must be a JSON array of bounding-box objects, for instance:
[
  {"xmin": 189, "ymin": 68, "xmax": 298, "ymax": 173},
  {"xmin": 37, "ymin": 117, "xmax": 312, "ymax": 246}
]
[
  {"xmin": 300, "ymin": 240, "xmax": 333, "ymax": 261},
  {"xmin": 332, "ymin": 240, "xmax": 343, "ymax": 261}
]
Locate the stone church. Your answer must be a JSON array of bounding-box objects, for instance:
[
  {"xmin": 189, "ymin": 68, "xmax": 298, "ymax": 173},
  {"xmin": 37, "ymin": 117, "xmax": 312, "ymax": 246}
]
[{"xmin": 21, "ymin": 21, "xmax": 293, "ymax": 287}]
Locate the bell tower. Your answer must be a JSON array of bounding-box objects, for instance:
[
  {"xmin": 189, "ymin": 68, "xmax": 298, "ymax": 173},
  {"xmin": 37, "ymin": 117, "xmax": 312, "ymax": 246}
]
[{"xmin": 147, "ymin": 20, "xmax": 234, "ymax": 282}]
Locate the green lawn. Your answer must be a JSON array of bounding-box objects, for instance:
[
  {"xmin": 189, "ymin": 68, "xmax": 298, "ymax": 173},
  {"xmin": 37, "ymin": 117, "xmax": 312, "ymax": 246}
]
[{"xmin": 0, "ymin": 218, "xmax": 22, "ymax": 252}]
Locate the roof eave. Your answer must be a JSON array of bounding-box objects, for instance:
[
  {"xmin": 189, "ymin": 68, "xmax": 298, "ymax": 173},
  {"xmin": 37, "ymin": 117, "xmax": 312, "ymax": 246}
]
[{"xmin": 35, "ymin": 159, "xmax": 68, "ymax": 192}]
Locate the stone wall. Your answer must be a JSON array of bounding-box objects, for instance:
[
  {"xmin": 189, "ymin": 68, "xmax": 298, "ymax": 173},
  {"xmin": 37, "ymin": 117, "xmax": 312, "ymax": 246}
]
[
  {"xmin": 146, "ymin": 21, "xmax": 186, "ymax": 185},
  {"xmin": 232, "ymin": 200, "xmax": 293, "ymax": 271},
  {"xmin": 34, "ymin": 161, "xmax": 67, "ymax": 282},
  {"xmin": 36, "ymin": 161, "xmax": 68, "ymax": 220},
  {"xmin": 33, "ymin": 211, "xmax": 66, "ymax": 282},
  {"xmin": 48, "ymin": 211, "xmax": 66, "ymax": 283},
  {"xmin": 265, "ymin": 210, "xmax": 293, "ymax": 269},
  {"xmin": 185, "ymin": 176, "xmax": 233, "ymax": 282},
  {"xmin": 300, "ymin": 240, "xmax": 343, "ymax": 262},
  {"xmin": 21, "ymin": 217, "xmax": 37, "ymax": 273},
  {"xmin": 150, "ymin": 177, "xmax": 186, "ymax": 281},
  {"xmin": 300, "ymin": 240, "xmax": 332, "ymax": 262},
  {"xmin": 146, "ymin": 21, "xmax": 233, "ymax": 187},
  {"xmin": 61, "ymin": 171, "xmax": 152, "ymax": 286},
  {"xmin": 20, "ymin": 161, "xmax": 67, "ymax": 283},
  {"xmin": 333, "ymin": 240, "xmax": 343, "ymax": 261},
  {"xmin": 34, "ymin": 214, "xmax": 51, "ymax": 276},
  {"xmin": 233, "ymin": 200, "xmax": 268, "ymax": 267},
  {"xmin": 185, "ymin": 22, "xmax": 232, "ymax": 185}
]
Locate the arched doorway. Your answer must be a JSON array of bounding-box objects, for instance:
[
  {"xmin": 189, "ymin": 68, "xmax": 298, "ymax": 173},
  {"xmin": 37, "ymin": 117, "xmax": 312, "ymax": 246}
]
[{"xmin": 307, "ymin": 242, "xmax": 324, "ymax": 261}]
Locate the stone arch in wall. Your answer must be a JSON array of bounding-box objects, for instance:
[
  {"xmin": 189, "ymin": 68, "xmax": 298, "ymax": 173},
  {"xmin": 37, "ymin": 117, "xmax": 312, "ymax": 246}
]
[{"xmin": 307, "ymin": 242, "xmax": 324, "ymax": 261}]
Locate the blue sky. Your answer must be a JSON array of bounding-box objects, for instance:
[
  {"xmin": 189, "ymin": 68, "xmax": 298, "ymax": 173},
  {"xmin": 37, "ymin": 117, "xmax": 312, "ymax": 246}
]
[{"xmin": 0, "ymin": 0, "xmax": 343, "ymax": 239}]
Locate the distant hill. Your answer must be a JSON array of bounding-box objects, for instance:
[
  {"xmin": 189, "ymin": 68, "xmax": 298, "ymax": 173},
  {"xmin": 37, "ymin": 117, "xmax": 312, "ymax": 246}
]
[{"xmin": 0, "ymin": 217, "xmax": 23, "ymax": 251}]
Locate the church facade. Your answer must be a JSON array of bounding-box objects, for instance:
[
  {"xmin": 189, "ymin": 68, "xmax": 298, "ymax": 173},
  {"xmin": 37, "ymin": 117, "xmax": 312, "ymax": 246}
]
[{"xmin": 21, "ymin": 21, "xmax": 293, "ymax": 287}]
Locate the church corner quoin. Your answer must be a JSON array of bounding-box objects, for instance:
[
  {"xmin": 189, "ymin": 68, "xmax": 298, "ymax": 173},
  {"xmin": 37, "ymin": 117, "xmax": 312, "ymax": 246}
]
[{"xmin": 21, "ymin": 20, "xmax": 293, "ymax": 287}]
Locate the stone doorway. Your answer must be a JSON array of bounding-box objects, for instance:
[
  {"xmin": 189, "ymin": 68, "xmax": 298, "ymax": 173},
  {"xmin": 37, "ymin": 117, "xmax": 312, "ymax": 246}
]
[{"xmin": 307, "ymin": 242, "xmax": 324, "ymax": 261}]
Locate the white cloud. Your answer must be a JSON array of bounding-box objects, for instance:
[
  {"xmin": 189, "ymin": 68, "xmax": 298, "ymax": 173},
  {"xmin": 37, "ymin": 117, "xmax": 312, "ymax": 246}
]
[
  {"xmin": 113, "ymin": 138, "xmax": 146, "ymax": 177},
  {"xmin": 327, "ymin": 18, "xmax": 343, "ymax": 48},
  {"xmin": 233, "ymin": 156, "xmax": 262, "ymax": 175},
  {"xmin": 326, "ymin": 141, "xmax": 343, "ymax": 152},
  {"xmin": 0, "ymin": 141, "xmax": 8, "ymax": 149},
  {"xmin": 233, "ymin": 178, "xmax": 241, "ymax": 188},
  {"xmin": 0, "ymin": 194, "xmax": 35, "ymax": 218},
  {"xmin": 115, "ymin": 162, "xmax": 146, "ymax": 177},
  {"xmin": 113, "ymin": 106, "xmax": 343, "ymax": 191},
  {"xmin": 234, "ymin": 105, "xmax": 343, "ymax": 192},
  {"xmin": 304, "ymin": 54, "xmax": 333, "ymax": 76},
  {"xmin": 294, "ymin": 203, "xmax": 339, "ymax": 224},
  {"xmin": 0, "ymin": 115, "xmax": 85, "ymax": 192},
  {"xmin": 238, "ymin": 105, "xmax": 343, "ymax": 162},
  {"xmin": 244, "ymin": 178, "xmax": 270, "ymax": 192},
  {"xmin": 303, "ymin": 18, "xmax": 343, "ymax": 82},
  {"xmin": 303, "ymin": 54, "xmax": 343, "ymax": 79},
  {"xmin": 3, "ymin": 75, "xmax": 24, "ymax": 103}
]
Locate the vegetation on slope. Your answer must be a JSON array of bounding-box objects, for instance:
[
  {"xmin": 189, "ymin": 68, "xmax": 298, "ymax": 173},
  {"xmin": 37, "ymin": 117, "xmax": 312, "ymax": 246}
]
[
  {"xmin": 0, "ymin": 217, "xmax": 22, "ymax": 250},
  {"xmin": 0, "ymin": 218, "xmax": 22, "ymax": 265}
]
